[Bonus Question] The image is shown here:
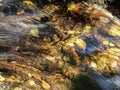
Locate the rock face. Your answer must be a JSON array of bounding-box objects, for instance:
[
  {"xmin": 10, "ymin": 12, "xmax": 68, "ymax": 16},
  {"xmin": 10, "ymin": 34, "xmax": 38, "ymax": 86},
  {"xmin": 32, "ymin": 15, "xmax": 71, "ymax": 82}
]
[{"xmin": 0, "ymin": 1, "xmax": 120, "ymax": 90}]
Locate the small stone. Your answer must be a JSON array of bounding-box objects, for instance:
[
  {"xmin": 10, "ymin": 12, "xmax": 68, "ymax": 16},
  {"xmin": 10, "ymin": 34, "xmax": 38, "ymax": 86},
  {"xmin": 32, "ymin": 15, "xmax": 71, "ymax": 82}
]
[
  {"xmin": 25, "ymin": 79, "xmax": 36, "ymax": 87},
  {"xmin": 0, "ymin": 75, "xmax": 5, "ymax": 81},
  {"xmin": 75, "ymin": 38, "xmax": 86, "ymax": 50},
  {"xmin": 90, "ymin": 62, "xmax": 97, "ymax": 68},
  {"xmin": 67, "ymin": 1, "xmax": 76, "ymax": 11},
  {"xmin": 12, "ymin": 87, "xmax": 23, "ymax": 90},
  {"xmin": 30, "ymin": 29, "xmax": 39, "ymax": 37},
  {"xmin": 0, "ymin": 12, "xmax": 4, "ymax": 18},
  {"xmin": 27, "ymin": 80, "xmax": 36, "ymax": 86},
  {"xmin": 110, "ymin": 60, "xmax": 117, "ymax": 68},
  {"xmin": 63, "ymin": 56, "xmax": 70, "ymax": 62},
  {"xmin": 41, "ymin": 80, "xmax": 51, "ymax": 90}
]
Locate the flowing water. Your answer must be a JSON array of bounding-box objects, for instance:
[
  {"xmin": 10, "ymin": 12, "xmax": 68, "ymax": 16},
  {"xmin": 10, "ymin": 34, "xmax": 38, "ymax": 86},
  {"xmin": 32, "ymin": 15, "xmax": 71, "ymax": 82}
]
[{"xmin": 0, "ymin": 1, "xmax": 120, "ymax": 90}]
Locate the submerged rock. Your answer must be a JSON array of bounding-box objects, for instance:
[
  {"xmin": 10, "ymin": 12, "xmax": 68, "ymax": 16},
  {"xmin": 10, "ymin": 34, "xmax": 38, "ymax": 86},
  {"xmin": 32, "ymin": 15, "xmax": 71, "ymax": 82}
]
[{"xmin": 0, "ymin": 1, "xmax": 120, "ymax": 90}]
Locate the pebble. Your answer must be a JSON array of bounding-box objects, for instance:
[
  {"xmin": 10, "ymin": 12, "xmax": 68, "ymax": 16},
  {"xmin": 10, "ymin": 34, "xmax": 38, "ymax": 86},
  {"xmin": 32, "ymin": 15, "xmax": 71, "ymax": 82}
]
[
  {"xmin": 0, "ymin": 75, "xmax": 5, "ymax": 81},
  {"xmin": 12, "ymin": 87, "xmax": 23, "ymax": 90}
]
